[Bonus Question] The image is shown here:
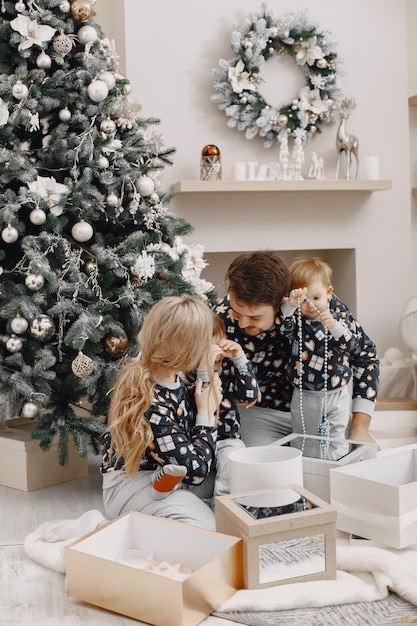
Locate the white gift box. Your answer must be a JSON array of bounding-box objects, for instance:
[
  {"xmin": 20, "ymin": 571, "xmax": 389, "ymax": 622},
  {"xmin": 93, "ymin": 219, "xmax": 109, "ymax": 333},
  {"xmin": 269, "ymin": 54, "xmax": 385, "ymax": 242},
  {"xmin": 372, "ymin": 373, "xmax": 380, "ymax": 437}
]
[
  {"xmin": 330, "ymin": 444, "xmax": 417, "ymax": 548},
  {"xmin": 66, "ymin": 511, "xmax": 242, "ymax": 626},
  {"xmin": 371, "ymin": 398, "xmax": 417, "ymax": 448},
  {"xmin": 272, "ymin": 434, "xmax": 377, "ymax": 502}
]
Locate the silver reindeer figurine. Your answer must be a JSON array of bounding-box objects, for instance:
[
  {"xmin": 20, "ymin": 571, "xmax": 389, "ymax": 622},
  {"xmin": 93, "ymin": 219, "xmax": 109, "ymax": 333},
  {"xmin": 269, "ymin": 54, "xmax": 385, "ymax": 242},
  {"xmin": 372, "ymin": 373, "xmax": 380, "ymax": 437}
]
[{"xmin": 335, "ymin": 98, "xmax": 359, "ymax": 180}]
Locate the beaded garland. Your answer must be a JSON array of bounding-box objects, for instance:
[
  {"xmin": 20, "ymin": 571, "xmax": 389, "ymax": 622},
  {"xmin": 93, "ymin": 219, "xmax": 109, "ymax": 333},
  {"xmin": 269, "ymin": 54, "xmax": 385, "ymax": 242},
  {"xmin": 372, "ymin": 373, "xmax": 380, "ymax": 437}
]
[
  {"xmin": 297, "ymin": 296, "xmax": 330, "ymax": 456},
  {"xmin": 212, "ymin": 6, "xmax": 343, "ymax": 147}
]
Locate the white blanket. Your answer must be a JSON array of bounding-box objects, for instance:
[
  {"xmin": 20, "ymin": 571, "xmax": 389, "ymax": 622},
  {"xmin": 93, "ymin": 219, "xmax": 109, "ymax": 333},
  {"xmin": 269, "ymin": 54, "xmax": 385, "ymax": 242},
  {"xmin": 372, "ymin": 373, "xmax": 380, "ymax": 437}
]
[
  {"xmin": 215, "ymin": 536, "xmax": 417, "ymax": 614},
  {"xmin": 24, "ymin": 514, "xmax": 417, "ymax": 618}
]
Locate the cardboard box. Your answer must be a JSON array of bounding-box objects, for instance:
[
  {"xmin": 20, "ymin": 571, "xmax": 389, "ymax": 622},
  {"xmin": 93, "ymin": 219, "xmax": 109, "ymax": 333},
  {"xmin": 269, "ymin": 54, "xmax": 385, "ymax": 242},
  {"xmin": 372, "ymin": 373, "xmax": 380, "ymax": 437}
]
[
  {"xmin": 371, "ymin": 397, "xmax": 417, "ymax": 448},
  {"xmin": 215, "ymin": 485, "xmax": 337, "ymax": 589},
  {"xmin": 66, "ymin": 511, "xmax": 243, "ymax": 626},
  {"xmin": 272, "ymin": 434, "xmax": 377, "ymax": 502},
  {"xmin": 0, "ymin": 417, "xmax": 88, "ymax": 491},
  {"xmin": 330, "ymin": 445, "xmax": 417, "ymax": 548}
]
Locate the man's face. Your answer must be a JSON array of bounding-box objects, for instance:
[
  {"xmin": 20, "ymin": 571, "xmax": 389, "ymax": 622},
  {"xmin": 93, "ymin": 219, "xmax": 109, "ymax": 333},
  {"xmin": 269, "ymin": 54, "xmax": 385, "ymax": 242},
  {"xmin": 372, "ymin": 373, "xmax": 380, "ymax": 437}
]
[{"xmin": 229, "ymin": 294, "xmax": 276, "ymax": 336}]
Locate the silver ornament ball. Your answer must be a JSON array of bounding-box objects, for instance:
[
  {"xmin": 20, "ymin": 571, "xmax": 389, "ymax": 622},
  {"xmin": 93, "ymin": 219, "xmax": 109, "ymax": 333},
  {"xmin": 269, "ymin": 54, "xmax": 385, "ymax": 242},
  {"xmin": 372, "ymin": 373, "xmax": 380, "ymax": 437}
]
[
  {"xmin": 97, "ymin": 155, "xmax": 109, "ymax": 169},
  {"xmin": 106, "ymin": 192, "xmax": 119, "ymax": 207},
  {"xmin": 15, "ymin": 1, "xmax": 25, "ymax": 11},
  {"xmin": 59, "ymin": 0, "xmax": 71, "ymax": 12},
  {"xmin": 6, "ymin": 335, "xmax": 22, "ymax": 353},
  {"xmin": 100, "ymin": 118, "xmax": 116, "ymax": 134},
  {"xmin": 100, "ymin": 71, "xmax": 116, "ymax": 90},
  {"xmin": 30, "ymin": 315, "xmax": 56, "ymax": 341},
  {"xmin": 25, "ymin": 273, "xmax": 44, "ymax": 291}
]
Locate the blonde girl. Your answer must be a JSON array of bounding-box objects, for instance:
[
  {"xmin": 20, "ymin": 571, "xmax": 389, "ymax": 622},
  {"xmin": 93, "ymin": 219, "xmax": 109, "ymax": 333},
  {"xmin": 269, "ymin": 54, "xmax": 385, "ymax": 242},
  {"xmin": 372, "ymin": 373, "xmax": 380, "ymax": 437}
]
[{"xmin": 101, "ymin": 296, "xmax": 222, "ymax": 530}]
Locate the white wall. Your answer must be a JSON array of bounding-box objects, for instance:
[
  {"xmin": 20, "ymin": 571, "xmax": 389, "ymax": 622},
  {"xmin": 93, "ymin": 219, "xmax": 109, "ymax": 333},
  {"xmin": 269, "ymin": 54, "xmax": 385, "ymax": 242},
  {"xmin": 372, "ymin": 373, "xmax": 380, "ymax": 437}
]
[{"xmin": 96, "ymin": 0, "xmax": 414, "ymax": 357}]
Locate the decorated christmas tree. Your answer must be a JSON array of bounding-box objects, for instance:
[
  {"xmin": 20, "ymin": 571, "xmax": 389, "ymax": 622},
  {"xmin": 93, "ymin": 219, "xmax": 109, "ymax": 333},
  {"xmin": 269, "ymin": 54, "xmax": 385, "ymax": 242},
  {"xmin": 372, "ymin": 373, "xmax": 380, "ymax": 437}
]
[{"xmin": 0, "ymin": 0, "xmax": 213, "ymax": 463}]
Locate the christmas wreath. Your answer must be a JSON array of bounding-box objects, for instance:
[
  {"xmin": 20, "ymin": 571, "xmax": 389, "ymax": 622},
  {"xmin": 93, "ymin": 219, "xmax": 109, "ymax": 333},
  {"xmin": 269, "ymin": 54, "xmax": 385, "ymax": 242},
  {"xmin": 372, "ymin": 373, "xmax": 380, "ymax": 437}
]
[{"xmin": 212, "ymin": 6, "xmax": 343, "ymax": 146}]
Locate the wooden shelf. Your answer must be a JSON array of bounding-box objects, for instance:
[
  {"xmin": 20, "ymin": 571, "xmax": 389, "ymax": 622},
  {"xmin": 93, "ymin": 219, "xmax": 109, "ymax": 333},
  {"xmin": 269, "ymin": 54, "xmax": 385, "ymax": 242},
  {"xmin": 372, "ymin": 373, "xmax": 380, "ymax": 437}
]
[
  {"xmin": 409, "ymin": 95, "xmax": 417, "ymax": 106},
  {"xmin": 171, "ymin": 179, "xmax": 392, "ymax": 194},
  {"xmin": 412, "ymin": 188, "xmax": 417, "ymax": 197}
]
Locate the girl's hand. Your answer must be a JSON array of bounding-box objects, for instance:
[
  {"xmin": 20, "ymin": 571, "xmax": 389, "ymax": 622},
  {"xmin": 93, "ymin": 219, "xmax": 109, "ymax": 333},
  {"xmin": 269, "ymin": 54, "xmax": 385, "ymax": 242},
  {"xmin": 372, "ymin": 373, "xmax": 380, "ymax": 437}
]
[
  {"xmin": 217, "ymin": 338, "xmax": 243, "ymax": 359},
  {"xmin": 195, "ymin": 372, "xmax": 222, "ymax": 415}
]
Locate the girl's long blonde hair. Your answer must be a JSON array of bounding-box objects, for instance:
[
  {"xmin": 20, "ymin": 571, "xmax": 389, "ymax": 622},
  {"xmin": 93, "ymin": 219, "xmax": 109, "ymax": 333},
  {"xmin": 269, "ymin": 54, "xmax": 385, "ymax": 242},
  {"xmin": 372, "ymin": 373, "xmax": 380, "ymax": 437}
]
[{"xmin": 107, "ymin": 296, "xmax": 214, "ymax": 478}]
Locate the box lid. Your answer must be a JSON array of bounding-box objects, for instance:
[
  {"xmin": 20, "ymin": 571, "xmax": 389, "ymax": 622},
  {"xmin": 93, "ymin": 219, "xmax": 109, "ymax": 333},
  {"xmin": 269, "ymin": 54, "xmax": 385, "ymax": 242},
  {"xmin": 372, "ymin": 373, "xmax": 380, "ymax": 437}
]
[{"xmin": 215, "ymin": 486, "xmax": 337, "ymax": 538}]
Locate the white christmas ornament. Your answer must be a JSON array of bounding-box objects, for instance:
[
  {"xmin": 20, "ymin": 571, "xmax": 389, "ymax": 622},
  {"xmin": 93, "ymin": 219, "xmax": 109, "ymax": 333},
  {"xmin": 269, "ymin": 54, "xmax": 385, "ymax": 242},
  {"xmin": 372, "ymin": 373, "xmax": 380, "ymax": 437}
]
[
  {"xmin": 100, "ymin": 71, "xmax": 116, "ymax": 90},
  {"xmin": 59, "ymin": 0, "xmax": 71, "ymax": 12},
  {"xmin": 11, "ymin": 315, "xmax": 28, "ymax": 334},
  {"xmin": 25, "ymin": 273, "xmax": 44, "ymax": 290},
  {"xmin": 29, "ymin": 208, "xmax": 47, "ymax": 225},
  {"xmin": 2, "ymin": 224, "xmax": 18, "ymax": 243},
  {"xmin": 58, "ymin": 107, "xmax": 72, "ymax": 122},
  {"xmin": 97, "ymin": 155, "xmax": 109, "ymax": 169},
  {"xmin": 71, "ymin": 220, "xmax": 93, "ymax": 242},
  {"xmin": 106, "ymin": 192, "xmax": 119, "ymax": 207},
  {"xmin": 15, "ymin": 2, "xmax": 26, "ymax": 12},
  {"xmin": 135, "ymin": 175, "xmax": 155, "ymax": 196},
  {"xmin": 30, "ymin": 315, "xmax": 55, "ymax": 341},
  {"xmin": 36, "ymin": 52, "xmax": 51, "ymax": 69},
  {"xmin": 21, "ymin": 401, "xmax": 39, "ymax": 418},
  {"xmin": 77, "ymin": 25, "xmax": 98, "ymax": 45},
  {"xmin": 87, "ymin": 79, "xmax": 108, "ymax": 102},
  {"xmin": 100, "ymin": 118, "xmax": 116, "ymax": 134},
  {"xmin": 12, "ymin": 81, "xmax": 28, "ymax": 100}
]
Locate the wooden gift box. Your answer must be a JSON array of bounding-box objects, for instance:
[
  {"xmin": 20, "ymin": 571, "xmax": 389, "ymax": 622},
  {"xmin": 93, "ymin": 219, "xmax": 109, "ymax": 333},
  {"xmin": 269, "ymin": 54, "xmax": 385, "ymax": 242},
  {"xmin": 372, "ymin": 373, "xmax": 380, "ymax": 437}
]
[
  {"xmin": 330, "ymin": 444, "xmax": 417, "ymax": 548},
  {"xmin": 66, "ymin": 510, "xmax": 243, "ymax": 626},
  {"xmin": 272, "ymin": 434, "xmax": 377, "ymax": 502},
  {"xmin": 215, "ymin": 485, "xmax": 337, "ymax": 590},
  {"xmin": 0, "ymin": 417, "xmax": 88, "ymax": 491}
]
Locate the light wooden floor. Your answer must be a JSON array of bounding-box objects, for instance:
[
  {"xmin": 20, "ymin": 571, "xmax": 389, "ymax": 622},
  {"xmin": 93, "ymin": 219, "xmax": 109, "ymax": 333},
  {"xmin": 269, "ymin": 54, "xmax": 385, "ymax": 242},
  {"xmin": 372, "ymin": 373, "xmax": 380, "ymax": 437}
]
[{"xmin": 0, "ymin": 454, "xmax": 238, "ymax": 626}]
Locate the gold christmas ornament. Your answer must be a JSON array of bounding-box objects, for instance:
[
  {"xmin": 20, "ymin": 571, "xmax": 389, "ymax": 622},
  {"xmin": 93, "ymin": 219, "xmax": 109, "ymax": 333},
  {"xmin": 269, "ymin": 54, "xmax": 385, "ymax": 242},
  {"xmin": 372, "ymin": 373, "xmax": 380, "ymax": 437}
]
[
  {"xmin": 104, "ymin": 333, "xmax": 129, "ymax": 358},
  {"xmin": 200, "ymin": 144, "xmax": 222, "ymax": 181},
  {"xmin": 71, "ymin": 351, "xmax": 94, "ymax": 379},
  {"xmin": 70, "ymin": 0, "xmax": 94, "ymax": 22}
]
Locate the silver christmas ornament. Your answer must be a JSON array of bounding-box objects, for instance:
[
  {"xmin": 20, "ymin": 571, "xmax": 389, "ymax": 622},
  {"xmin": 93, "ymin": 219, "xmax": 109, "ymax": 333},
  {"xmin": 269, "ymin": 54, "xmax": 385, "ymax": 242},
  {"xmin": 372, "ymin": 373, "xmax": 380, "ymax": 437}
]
[
  {"xmin": 59, "ymin": 107, "xmax": 72, "ymax": 122},
  {"xmin": 30, "ymin": 315, "xmax": 56, "ymax": 341},
  {"xmin": 25, "ymin": 273, "xmax": 44, "ymax": 291},
  {"xmin": 15, "ymin": 1, "xmax": 25, "ymax": 12},
  {"xmin": 2, "ymin": 224, "xmax": 18, "ymax": 243},
  {"xmin": 71, "ymin": 220, "xmax": 93, "ymax": 242},
  {"xmin": 100, "ymin": 118, "xmax": 116, "ymax": 134},
  {"xmin": 122, "ymin": 83, "xmax": 132, "ymax": 95},
  {"xmin": 6, "ymin": 335, "xmax": 23, "ymax": 353},
  {"xmin": 77, "ymin": 25, "xmax": 98, "ymax": 45},
  {"xmin": 21, "ymin": 401, "xmax": 39, "ymax": 418},
  {"xmin": 11, "ymin": 314, "xmax": 28, "ymax": 334},
  {"xmin": 87, "ymin": 79, "xmax": 108, "ymax": 102},
  {"xmin": 135, "ymin": 175, "xmax": 155, "ymax": 196},
  {"xmin": 36, "ymin": 52, "xmax": 52, "ymax": 69},
  {"xmin": 53, "ymin": 32, "xmax": 73, "ymax": 56},
  {"xmin": 29, "ymin": 208, "xmax": 47, "ymax": 225},
  {"xmin": 12, "ymin": 81, "xmax": 28, "ymax": 100}
]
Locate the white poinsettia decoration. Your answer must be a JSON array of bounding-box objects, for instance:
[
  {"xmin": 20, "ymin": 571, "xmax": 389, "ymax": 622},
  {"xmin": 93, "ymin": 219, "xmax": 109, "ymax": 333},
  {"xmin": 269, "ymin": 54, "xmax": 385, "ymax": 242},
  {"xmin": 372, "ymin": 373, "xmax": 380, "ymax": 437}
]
[
  {"xmin": 294, "ymin": 36, "xmax": 324, "ymax": 66},
  {"xmin": 298, "ymin": 86, "xmax": 331, "ymax": 115},
  {"xmin": 27, "ymin": 175, "xmax": 69, "ymax": 206},
  {"xmin": 228, "ymin": 60, "xmax": 257, "ymax": 94},
  {"xmin": 130, "ymin": 251, "xmax": 156, "ymax": 281},
  {"xmin": 10, "ymin": 15, "xmax": 56, "ymax": 50},
  {"xmin": 0, "ymin": 99, "xmax": 9, "ymax": 127}
]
